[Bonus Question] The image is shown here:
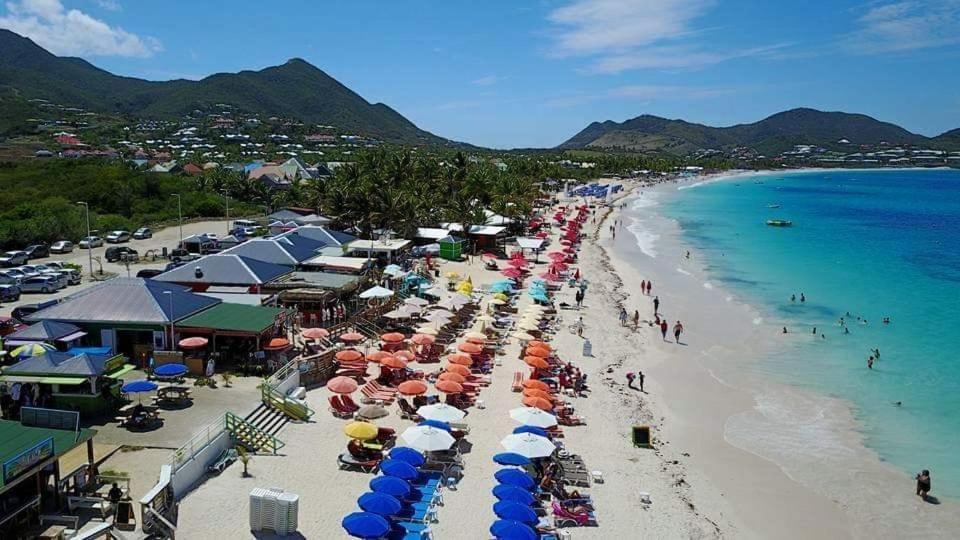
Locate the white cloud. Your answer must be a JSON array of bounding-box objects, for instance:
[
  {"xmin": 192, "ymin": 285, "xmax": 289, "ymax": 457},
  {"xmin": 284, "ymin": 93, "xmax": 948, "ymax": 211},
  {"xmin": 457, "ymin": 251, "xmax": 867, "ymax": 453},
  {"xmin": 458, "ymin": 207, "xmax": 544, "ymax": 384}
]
[
  {"xmin": 95, "ymin": 0, "xmax": 120, "ymax": 11},
  {"xmin": 471, "ymin": 75, "xmax": 504, "ymax": 86},
  {"xmin": 547, "ymin": 0, "xmax": 781, "ymax": 72},
  {"xmin": 0, "ymin": 0, "xmax": 160, "ymax": 57},
  {"xmin": 843, "ymin": 0, "xmax": 960, "ymax": 54}
]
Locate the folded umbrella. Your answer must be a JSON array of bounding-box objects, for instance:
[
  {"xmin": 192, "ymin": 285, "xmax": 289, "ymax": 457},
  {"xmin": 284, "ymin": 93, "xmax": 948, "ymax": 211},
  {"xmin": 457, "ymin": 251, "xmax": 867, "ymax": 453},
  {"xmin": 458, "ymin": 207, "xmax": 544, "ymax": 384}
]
[
  {"xmin": 418, "ymin": 419, "xmax": 452, "ymax": 432},
  {"xmin": 512, "ymin": 425, "xmax": 549, "ymax": 438}
]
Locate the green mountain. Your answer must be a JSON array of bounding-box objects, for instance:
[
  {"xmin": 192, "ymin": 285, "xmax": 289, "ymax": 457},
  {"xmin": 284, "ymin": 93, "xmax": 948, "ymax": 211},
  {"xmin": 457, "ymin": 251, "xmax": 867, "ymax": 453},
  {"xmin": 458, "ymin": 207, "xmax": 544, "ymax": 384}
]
[
  {"xmin": 0, "ymin": 29, "xmax": 449, "ymax": 145},
  {"xmin": 560, "ymin": 108, "xmax": 958, "ymax": 155}
]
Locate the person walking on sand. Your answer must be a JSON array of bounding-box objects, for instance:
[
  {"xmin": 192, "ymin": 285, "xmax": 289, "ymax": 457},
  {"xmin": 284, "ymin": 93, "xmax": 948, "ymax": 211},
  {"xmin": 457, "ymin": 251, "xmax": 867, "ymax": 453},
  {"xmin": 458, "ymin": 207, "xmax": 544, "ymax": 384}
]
[
  {"xmin": 633, "ymin": 310, "xmax": 640, "ymax": 329},
  {"xmin": 619, "ymin": 308, "xmax": 628, "ymax": 327},
  {"xmin": 659, "ymin": 320, "xmax": 668, "ymax": 341},
  {"xmin": 653, "ymin": 295, "xmax": 659, "ymax": 314},
  {"xmin": 647, "ymin": 281, "xmax": 653, "ymax": 295},
  {"xmin": 576, "ymin": 316, "xmax": 584, "ymax": 338},
  {"xmin": 640, "ymin": 280, "xmax": 647, "ymax": 295},
  {"xmin": 916, "ymin": 470, "xmax": 931, "ymax": 501},
  {"xmin": 638, "ymin": 371, "xmax": 645, "ymax": 392},
  {"xmin": 673, "ymin": 320, "xmax": 684, "ymax": 343},
  {"xmin": 626, "ymin": 372, "xmax": 637, "ymax": 390}
]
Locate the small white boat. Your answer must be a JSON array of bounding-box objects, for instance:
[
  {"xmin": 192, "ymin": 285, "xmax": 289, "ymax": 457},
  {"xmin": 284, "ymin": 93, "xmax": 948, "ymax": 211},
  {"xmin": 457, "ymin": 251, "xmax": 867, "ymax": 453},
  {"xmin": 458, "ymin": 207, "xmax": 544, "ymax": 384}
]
[{"xmin": 767, "ymin": 204, "xmax": 781, "ymax": 209}]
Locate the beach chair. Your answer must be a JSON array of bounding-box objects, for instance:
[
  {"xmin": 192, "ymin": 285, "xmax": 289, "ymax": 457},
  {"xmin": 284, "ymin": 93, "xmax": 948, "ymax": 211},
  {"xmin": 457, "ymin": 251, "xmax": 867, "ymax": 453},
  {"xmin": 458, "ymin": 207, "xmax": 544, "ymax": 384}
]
[
  {"xmin": 342, "ymin": 394, "xmax": 361, "ymax": 412},
  {"xmin": 551, "ymin": 501, "xmax": 597, "ymax": 527},
  {"xmin": 207, "ymin": 448, "xmax": 238, "ymax": 474},
  {"xmin": 511, "ymin": 371, "xmax": 524, "ymax": 392},
  {"xmin": 387, "ymin": 521, "xmax": 433, "ymax": 539},
  {"xmin": 397, "ymin": 398, "xmax": 422, "ymax": 421},
  {"xmin": 329, "ymin": 396, "xmax": 354, "ymax": 418},
  {"xmin": 395, "ymin": 502, "xmax": 437, "ymax": 524},
  {"xmin": 337, "ymin": 453, "xmax": 380, "ymax": 473}
]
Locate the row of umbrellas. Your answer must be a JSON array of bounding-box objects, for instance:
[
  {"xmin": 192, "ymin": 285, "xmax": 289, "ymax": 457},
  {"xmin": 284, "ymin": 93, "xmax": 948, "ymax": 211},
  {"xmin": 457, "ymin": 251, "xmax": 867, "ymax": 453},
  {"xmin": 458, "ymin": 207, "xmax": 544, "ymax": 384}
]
[{"xmin": 341, "ymin": 447, "xmax": 430, "ymax": 538}]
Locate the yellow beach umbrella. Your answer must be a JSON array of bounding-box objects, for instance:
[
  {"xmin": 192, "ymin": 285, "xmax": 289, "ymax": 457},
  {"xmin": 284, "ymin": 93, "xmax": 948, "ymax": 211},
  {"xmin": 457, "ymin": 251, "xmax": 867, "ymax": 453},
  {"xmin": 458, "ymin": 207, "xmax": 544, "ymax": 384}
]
[
  {"xmin": 9, "ymin": 342, "xmax": 55, "ymax": 359},
  {"xmin": 493, "ymin": 292, "xmax": 509, "ymax": 301},
  {"xmin": 446, "ymin": 272, "xmax": 460, "ymax": 280},
  {"xmin": 489, "ymin": 298, "xmax": 506, "ymax": 306},
  {"xmin": 343, "ymin": 421, "xmax": 379, "ymax": 441}
]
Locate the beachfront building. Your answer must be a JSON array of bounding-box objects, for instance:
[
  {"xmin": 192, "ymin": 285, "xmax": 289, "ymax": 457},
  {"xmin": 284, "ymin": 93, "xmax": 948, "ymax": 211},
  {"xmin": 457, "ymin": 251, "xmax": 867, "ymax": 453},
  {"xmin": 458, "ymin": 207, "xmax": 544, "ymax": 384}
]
[
  {"xmin": 174, "ymin": 303, "xmax": 291, "ymax": 372},
  {"xmin": 0, "ymin": 351, "xmax": 132, "ymax": 415},
  {"xmin": 24, "ymin": 279, "xmax": 220, "ymax": 364},
  {"xmin": 219, "ymin": 235, "xmax": 325, "ymax": 267},
  {"xmin": 3, "ymin": 321, "xmax": 87, "ymax": 350},
  {"xmin": 153, "ymin": 254, "xmax": 292, "ymax": 292},
  {"xmin": 0, "ymin": 417, "xmax": 97, "ymax": 537}
]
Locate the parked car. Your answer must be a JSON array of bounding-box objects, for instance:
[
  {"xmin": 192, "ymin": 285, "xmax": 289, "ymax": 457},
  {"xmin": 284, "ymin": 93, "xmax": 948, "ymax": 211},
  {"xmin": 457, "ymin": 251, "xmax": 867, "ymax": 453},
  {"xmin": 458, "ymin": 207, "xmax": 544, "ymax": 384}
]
[
  {"xmin": 0, "ymin": 272, "xmax": 21, "ymax": 286},
  {"xmin": 50, "ymin": 240, "xmax": 74, "ymax": 254},
  {"xmin": 39, "ymin": 272, "xmax": 68, "ymax": 290},
  {"xmin": 133, "ymin": 227, "xmax": 153, "ymax": 239},
  {"xmin": 79, "ymin": 236, "xmax": 103, "ymax": 249},
  {"xmin": 106, "ymin": 230, "xmax": 132, "ymax": 243},
  {"xmin": 105, "ymin": 246, "xmax": 139, "ymax": 263},
  {"xmin": 20, "ymin": 275, "xmax": 60, "ymax": 293},
  {"xmin": 0, "ymin": 284, "xmax": 20, "ymax": 302},
  {"xmin": 0, "ymin": 268, "xmax": 26, "ymax": 283},
  {"xmin": 42, "ymin": 268, "xmax": 77, "ymax": 285},
  {"xmin": 24, "ymin": 243, "xmax": 50, "ymax": 259},
  {"xmin": 0, "ymin": 251, "xmax": 29, "ymax": 267},
  {"xmin": 18, "ymin": 265, "xmax": 46, "ymax": 277},
  {"xmin": 135, "ymin": 268, "xmax": 164, "ymax": 279},
  {"xmin": 0, "ymin": 284, "xmax": 21, "ymax": 302}
]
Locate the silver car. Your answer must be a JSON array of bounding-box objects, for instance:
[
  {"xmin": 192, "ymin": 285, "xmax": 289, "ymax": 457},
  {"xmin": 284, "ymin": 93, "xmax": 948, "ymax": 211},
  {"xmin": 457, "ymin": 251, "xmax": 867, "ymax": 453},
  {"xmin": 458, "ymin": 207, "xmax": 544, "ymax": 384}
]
[
  {"xmin": 79, "ymin": 236, "xmax": 103, "ymax": 249},
  {"xmin": 20, "ymin": 275, "xmax": 60, "ymax": 293},
  {"xmin": 50, "ymin": 241, "xmax": 74, "ymax": 253},
  {"xmin": 0, "ymin": 268, "xmax": 27, "ymax": 283},
  {"xmin": 40, "ymin": 271, "xmax": 69, "ymax": 290},
  {"xmin": 0, "ymin": 251, "xmax": 29, "ymax": 267}
]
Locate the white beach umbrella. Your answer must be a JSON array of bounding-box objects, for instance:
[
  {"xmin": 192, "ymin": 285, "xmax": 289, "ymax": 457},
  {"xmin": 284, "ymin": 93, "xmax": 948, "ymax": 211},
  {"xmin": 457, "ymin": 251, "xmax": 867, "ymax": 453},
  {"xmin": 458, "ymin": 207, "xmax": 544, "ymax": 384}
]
[
  {"xmin": 511, "ymin": 332, "xmax": 534, "ymax": 341},
  {"xmin": 422, "ymin": 286, "xmax": 444, "ymax": 297},
  {"xmin": 500, "ymin": 433, "xmax": 556, "ymax": 459},
  {"xmin": 517, "ymin": 321, "xmax": 539, "ymax": 331},
  {"xmin": 509, "ymin": 407, "xmax": 558, "ymax": 428},
  {"xmin": 429, "ymin": 307, "xmax": 456, "ymax": 317},
  {"xmin": 405, "ymin": 297, "xmax": 430, "ymax": 307},
  {"xmin": 417, "ymin": 403, "xmax": 467, "ymax": 423},
  {"xmin": 359, "ymin": 285, "xmax": 394, "ymax": 299},
  {"xmin": 384, "ymin": 308, "xmax": 413, "ymax": 320},
  {"xmin": 476, "ymin": 315, "xmax": 495, "ymax": 322},
  {"xmin": 400, "ymin": 425, "xmax": 456, "ymax": 452},
  {"xmin": 422, "ymin": 312, "xmax": 452, "ymax": 325},
  {"xmin": 448, "ymin": 295, "xmax": 471, "ymax": 306},
  {"xmin": 415, "ymin": 326, "xmax": 439, "ymax": 336}
]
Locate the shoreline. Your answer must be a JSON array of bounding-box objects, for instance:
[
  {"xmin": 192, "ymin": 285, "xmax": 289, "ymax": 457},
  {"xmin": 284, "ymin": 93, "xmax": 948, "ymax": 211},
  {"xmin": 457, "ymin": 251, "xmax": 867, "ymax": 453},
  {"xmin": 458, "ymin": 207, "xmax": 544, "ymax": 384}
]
[{"xmin": 593, "ymin": 176, "xmax": 960, "ymax": 538}]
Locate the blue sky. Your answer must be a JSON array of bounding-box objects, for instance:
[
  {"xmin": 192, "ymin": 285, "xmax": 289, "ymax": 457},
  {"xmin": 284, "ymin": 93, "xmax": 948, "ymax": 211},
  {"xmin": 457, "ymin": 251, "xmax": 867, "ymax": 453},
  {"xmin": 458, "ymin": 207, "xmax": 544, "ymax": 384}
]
[{"xmin": 2, "ymin": 0, "xmax": 959, "ymax": 148}]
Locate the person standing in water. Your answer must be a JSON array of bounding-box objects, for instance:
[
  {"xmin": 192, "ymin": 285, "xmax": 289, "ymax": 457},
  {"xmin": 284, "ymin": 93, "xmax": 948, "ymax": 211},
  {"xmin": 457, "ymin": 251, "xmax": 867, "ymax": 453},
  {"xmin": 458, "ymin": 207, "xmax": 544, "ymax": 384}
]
[
  {"xmin": 659, "ymin": 320, "xmax": 668, "ymax": 341},
  {"xmin": 653, "ymin": 296, "xmax": 660, "ymax": 314},
  {"xmin": 673, "ymin": 321, "xmax": 684, "ymax": 343},
  {"xmin": 800, "ymin": 293, "xmax": 806, "ymax": 302},
  {"xmin": 867, "ymin": 355, "xmax": 874, "ymax": 369}
]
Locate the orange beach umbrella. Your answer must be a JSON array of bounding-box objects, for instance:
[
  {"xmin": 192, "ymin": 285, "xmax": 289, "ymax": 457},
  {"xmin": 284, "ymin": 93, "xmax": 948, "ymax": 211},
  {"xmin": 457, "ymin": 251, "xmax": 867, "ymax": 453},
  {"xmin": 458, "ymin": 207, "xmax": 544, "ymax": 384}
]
[
  {"xmin": 327, "ymin": 376, "xmax": 359, "ymax": 394},
  {"xmin": 436, "ymin": 380, "xmax": 464, "ymax": 394},
  {"xmin": 438, "ymin": 372, "xmax": 466, "ymax": 384},
  {"xmin": 394, "ymin": 350, "xmax": 416, "ymax": 362},
  {"xmin": 522, "ymin": 396, "xmax": 553, "ymax": 411},
  {"xmin": 458, "ymin": 342, "xmax": 483, "ymax": 355},
  {"xmin": 524, "ymin": 356, "xmax": 549, "ymax": 369},
  {"xmin": 340, "ymin": 332, "xmax": 364, "ymax": 343},
  {"xmin": 381, "ymin": 332, "xmax": 406, "ymax": 343},
  {"xmin": 336, "ymin": 349, "xmax": 364, "ymax": 362},
  {"xmin": 522, "ymin": 388, "xmax": 555, "ymax": 401},
  {"xmin": 522, "ymin": 379, "xmax": 551, "ymax": 392},
  {"xmin": 448, "ymin": 353, "xmax": 473, "ymax": 366},
  {"xmin": 301, "ymin": 328, "xmax": 329, "ymax": 340},
  {"xmin": 445, "ymin": 364, "xmax": 471, "ymax": 377},
  {"xmin": 525, "ymin": 346, "xmax": 550, "ymax": 358},
  {"xmin": 366, "ymin": 350, "xmax": 395, "ymax": 363},
  {"xmin": 398, "ymin": 380, "xmax": 428, "ymax": 396},
  {"xmin": 381, "ymin": 357, "xmax": 408, "ymax": 369}
]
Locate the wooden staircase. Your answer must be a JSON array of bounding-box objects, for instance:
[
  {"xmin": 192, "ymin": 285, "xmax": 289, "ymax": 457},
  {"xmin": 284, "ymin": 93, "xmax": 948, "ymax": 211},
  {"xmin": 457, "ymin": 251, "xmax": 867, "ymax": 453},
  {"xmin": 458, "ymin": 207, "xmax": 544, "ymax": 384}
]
[{"xmin": 226, "ymin": 411, "xmax": 285, "ymax": 454}]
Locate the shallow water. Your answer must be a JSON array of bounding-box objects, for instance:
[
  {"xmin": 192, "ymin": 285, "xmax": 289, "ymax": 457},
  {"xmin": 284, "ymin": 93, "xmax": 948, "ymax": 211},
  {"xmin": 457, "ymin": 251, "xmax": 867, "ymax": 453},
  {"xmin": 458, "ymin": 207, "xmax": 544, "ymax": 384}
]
[{"xmin": 652, "ymin": 169, "xmax": 960, "ymax": 497}]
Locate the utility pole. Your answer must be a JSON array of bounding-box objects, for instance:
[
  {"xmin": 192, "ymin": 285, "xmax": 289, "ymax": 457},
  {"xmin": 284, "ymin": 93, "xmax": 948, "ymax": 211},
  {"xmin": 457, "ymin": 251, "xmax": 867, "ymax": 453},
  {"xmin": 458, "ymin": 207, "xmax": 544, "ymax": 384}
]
[
  {"xmin": 76, "ymin": 202, "xmax": 93, "ymax": 279},
  {"xmin": 223, "ymin": 191, "xmax": 230, "ymax": 235},
  {"xmin": 172, "ymin": 193, "xmax": 183, "ymax": 247},
  {"xmin": 164, "ymin": 291, "xmax": 175, "ymax": 349}
]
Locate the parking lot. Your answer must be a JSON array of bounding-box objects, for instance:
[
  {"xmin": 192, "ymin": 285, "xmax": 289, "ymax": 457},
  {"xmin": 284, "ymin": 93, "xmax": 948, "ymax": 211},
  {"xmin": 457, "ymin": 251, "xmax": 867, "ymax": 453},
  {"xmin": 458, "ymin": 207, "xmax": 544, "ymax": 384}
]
[{"xmin": 0, "ymin": 219, "xmax": 232, "ymax": 313}]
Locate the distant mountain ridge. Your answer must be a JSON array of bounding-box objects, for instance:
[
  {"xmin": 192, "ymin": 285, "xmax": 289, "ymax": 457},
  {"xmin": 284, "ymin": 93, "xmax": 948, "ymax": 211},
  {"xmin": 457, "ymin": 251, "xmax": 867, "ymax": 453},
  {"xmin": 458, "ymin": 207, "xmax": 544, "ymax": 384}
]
[
  {"xmin": 0, "ymin": 29, "xmax": 450, "ymax": 145},
  {"xmin": 560, "ymin": 108, "xmax": 960, "ymax": 155}
]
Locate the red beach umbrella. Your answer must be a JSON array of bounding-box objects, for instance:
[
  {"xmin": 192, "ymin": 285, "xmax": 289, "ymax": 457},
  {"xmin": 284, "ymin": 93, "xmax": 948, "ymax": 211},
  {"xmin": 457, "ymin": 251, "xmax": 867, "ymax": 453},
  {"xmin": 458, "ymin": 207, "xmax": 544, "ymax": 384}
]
[
  {"xmin": 448, "ymin": 354, "xmax": 473, "ymax": 366},
  {"xmin": 522, "ymin": 396, "xmax": 553, "ymax": 411},
  {"xmin": 394, "ymin": 350, "xmax": 416, "ymax": 362},
  {"xmin": 438, "ymin": 372, "xmax": 466, "ymax": 383},
  {"xmin": 381, "ymin": 356, "xmax": 408, "ymax": 369},
  {"xmin": 381, "ymin": 332, "xmax": 406, "ymax": 343},
  {"xmin": 445, "ymin": 364, "xmax": 471, "ymax": 376},
  {"xmin": 436, "ymin": 380, "xmax": 464, "ymax": 394},
  {"xmin": 528, "ymin": 340, "xmax": 551, "ymax": 351},
  {"xmin": 263, "ymin": 337, "xmax": 290, "ymax": 350},
  {"xmin": 335, "ymin": 349, "xmax": 364, "ymax": 362},
  {"xmin": 327, "ymin": 376, "xmax": 359, "ymax": 394},
  {"xmin": 457, "ymin": 342, "xmax": 483, "ymax": 355},
  {"xmin": 398, "ymin": 380, "xmax": 428, "ymax": 396},
  {"xmin": 178, "ymin": 336, "xmax": 208, "ymax": 349},
  {"xmin": 411, "ymin": 334, "xmax": 435, "ymax": 345},
  {"xmin": 301, "ymin": 328, "xmax": 329, "ymax": 340},
  {"xmin": 522, "ymin": 388, "xmax": 555, "ymax": 401},
  {"xmin": 340, "ymin": 332, "xmax": 364, "ymax": 343},
  {"xmin": 367, "ymin": 350, "xmax": 395, "ymax": 363}
]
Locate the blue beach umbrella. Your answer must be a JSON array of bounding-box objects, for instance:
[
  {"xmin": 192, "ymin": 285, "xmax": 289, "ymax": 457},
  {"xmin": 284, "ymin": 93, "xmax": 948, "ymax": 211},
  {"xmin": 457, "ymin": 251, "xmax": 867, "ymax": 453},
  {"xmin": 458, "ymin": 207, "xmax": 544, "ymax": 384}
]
[
  {"xmin": 389, "ymin": 447, "xmax": 426, "ymax": 467},
  {"xmin": 342, "ymin": 512, "xmax": 390, "ymax": 539},
  {"xmin": 489, "ymin": 519, "xmax": 537, "ymax": 540},
  {"xmin": 370, "ymin": 476, "xmax": 412, "ymax": 498},
  {"xmin": 153, "ymin": 363, "xmax": 188, "ymax": 377},
  {"xmin": 492, "ymin": 485, "xmax": 536, "ymax": 505},
  {"xmin": 493, "ymin": 501, "xmax": 538, "ymax": 524},
  {"xmin": 357, "ymin": 492, "xmax": 402, "ymax": 516},
  {"xmin": 380, "ymin": 459, "xmax": 419, "ymax": 480},
  {"xmin": 493, "ymin": 453, "xmax": 531, "ymax": 467},
  {"xmin": 417, "ymin": 419, "xmax": 452, "ymax": 432},
  {"xmin": 122, "ymin": 380, "xmax": 158, "ymax": 393},
  {"xmin": 494, "ymin": 468, "xmax": 535, "ymax": 490},
  {"xmin": 512, "ymin": 425, "xmax": 549, "ymax": 438}
]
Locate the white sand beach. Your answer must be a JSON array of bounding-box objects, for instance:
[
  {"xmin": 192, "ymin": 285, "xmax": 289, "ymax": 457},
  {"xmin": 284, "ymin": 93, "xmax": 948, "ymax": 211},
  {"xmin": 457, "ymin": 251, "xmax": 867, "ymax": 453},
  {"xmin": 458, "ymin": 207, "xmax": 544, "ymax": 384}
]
[{"xmin": 164, "ymin": 177, "xmax": 960, "ymax": 540}]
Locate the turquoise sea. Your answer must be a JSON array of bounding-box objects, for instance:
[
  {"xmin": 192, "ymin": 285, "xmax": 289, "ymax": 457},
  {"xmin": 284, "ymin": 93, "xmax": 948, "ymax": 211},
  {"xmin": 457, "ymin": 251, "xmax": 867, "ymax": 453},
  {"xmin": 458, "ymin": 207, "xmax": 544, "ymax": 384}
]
[{"xmin": 662, "ymin": 168, "xmax": 960, "ymax": 497}]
